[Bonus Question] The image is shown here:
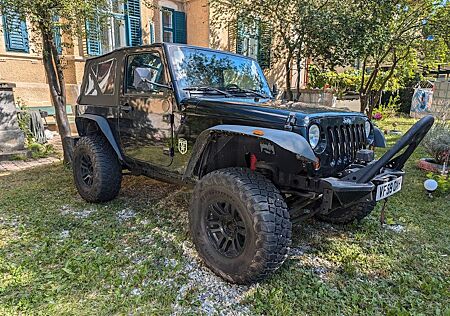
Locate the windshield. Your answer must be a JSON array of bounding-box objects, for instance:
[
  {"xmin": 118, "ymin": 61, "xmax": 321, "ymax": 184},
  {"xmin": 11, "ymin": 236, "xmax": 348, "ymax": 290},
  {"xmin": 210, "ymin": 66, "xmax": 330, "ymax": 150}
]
[{"xmin": 167, "ymin": 45, "xmax": 272, "ymax": 99}]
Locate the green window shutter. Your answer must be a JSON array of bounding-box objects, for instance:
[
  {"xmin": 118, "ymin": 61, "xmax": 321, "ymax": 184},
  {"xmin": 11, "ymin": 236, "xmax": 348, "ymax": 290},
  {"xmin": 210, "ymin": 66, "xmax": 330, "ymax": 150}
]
[
  {"xmin": 236, "ymin": 19, "xmax": 244, "ymax": 55},
  {"xmin": 126, "ymin": 0, "xmax": 142, "ymax": 46},
  {"xmin": 86, "ymin": 19, "xmax": 102, "ymax": 56},
  {"xmin": 173, "ymin": 11, "xmax": 186, "ymax": 44},
  {"xmin": 257, "ymin": 22, "xmax": 272, "ymax": 69},
  {"xmin": 2, "ymin": 12, "xmax": 29, "ymax": 53},
  {"xmin": 53, "ymin": 16, "xmax": 62, "ymax": 55}
]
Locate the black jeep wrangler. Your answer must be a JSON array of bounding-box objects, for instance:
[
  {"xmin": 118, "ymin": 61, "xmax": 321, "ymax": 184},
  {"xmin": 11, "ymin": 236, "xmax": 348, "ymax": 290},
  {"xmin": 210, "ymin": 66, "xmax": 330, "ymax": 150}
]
[{"xmin": 73, "ymin": 43, "xmax": 433, "ymax": 284}]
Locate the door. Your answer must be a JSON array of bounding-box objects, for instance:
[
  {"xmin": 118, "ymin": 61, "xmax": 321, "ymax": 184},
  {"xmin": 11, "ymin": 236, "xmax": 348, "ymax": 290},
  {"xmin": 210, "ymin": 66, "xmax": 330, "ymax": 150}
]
[{"xmin": 118, "ymin": 49, "xmax": 174, "ymax": 166}]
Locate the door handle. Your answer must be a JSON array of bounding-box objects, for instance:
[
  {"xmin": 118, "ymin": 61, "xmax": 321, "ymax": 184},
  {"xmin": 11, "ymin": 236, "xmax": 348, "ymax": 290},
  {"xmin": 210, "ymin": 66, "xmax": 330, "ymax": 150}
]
[{"xmin": 121, "ymin": 104, "xmax": 133, "ymax": 113}]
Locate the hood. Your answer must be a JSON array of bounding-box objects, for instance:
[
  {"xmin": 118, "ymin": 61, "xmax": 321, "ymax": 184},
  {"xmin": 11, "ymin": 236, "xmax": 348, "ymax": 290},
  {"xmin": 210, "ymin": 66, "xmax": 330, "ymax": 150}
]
[{"xmin": 182, "ymin": 97, "xmax": 367, "ymax": 127}]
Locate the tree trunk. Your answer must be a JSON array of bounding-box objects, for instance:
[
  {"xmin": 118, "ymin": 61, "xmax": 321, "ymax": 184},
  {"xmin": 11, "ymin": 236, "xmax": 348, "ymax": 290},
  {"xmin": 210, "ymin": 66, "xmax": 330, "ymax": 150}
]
[
  {"xmin": 368, "ymin": 58, "xmax": 399, "ymax": 118},
  {"xmin": 285, "ymin": 53, "xmax": 293, "ymax": 101},
  {"xmin": 295, "ymin": 54, "xmax": 302, "ymax": 101},
  {"xmin": 40, "ymin": 26, "xmax": 72, "ymax": 164},
  {"xmin": 360, "ymin": 94, "xmax": 368, "ymax": 113},
  {"xmin": 359, "ymin": 62, "xmax": 380, "ymax": 114}
]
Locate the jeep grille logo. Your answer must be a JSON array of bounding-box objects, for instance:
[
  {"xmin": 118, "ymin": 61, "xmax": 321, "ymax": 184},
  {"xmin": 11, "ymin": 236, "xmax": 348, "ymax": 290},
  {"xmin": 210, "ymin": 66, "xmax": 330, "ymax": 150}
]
[{"xmin": 343, "ymin": 117, "xmax": 353, "ymax": 125}]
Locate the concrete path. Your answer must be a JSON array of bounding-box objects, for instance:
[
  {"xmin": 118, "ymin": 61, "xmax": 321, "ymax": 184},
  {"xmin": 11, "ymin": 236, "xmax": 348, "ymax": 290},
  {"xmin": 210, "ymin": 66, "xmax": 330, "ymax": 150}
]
[{"xmin": 0, "ymin": 157, "xmax": 61, "ymax": 174}]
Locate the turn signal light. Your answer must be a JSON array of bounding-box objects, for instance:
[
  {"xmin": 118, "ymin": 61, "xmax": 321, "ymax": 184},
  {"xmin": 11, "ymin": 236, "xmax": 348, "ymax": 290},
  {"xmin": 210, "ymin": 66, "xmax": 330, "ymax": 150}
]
[
  {"xmin": 313, "ymin": 158, "xmax": 320, "ymax": 170},
  {"xmin": 252, "ymin": 129, "xmax": 265, "ymax": 136}
]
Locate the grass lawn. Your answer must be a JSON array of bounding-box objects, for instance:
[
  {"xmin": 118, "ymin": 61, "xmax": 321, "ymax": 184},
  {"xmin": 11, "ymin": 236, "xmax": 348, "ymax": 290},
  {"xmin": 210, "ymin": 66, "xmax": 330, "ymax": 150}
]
[{"xmin": 0, "ymin": 117, "xmax": 449, "ymax": 315}]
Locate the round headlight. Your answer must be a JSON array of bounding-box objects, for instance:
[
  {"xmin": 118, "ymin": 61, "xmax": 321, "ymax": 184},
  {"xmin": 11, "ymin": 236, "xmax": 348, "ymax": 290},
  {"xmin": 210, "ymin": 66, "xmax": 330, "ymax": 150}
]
[
  {"xmin": 364, "ymin": 121, "xmax": 371, "ymax": 136},
  {"xmin": 308, "ymin": 124, "xmax": 320, "ymax": 149}
]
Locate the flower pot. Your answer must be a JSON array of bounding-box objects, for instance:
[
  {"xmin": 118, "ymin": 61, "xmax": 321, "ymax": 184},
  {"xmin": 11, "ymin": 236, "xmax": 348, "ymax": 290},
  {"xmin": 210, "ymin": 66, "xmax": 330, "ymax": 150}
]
[{"xmin": 417, "ymin": 158, "xmax": 449, "ymax": 173}]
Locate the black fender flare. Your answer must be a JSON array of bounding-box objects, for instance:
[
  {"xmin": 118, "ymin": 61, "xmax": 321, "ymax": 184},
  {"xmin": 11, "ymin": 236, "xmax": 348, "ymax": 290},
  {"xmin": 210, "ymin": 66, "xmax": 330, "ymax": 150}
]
[
  {"xmin": 75, "ymin": 114, "xmax": 124, "ymax": 161},
  {"xmin": 184, "ymin": 124, "xmax": 317, "ymax": 179}
]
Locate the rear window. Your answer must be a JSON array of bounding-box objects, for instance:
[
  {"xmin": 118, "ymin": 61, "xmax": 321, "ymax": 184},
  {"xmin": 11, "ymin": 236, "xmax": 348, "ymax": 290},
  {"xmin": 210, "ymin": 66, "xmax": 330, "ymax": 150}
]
[{"xmin": 83, "ymin": 58, "xmax": 117, "ymax": 96}]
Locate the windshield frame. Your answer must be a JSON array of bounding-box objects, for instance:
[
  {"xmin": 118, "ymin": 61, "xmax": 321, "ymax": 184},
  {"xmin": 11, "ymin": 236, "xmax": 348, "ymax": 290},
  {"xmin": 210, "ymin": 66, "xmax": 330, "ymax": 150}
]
[{"xmin": 163, "ymin": 43, "xmax": 273, "ymax": 103}]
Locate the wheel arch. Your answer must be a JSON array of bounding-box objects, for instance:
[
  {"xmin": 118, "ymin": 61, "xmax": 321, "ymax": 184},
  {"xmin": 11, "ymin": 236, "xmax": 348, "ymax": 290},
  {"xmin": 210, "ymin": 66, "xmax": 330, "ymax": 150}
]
[
  {"xmin": 75, "ymin": 114, "xmax": 124, "ymax": 161},
  {"xmin": 183, "ymin": 125, "xmax": 317, "ymax": 180}
]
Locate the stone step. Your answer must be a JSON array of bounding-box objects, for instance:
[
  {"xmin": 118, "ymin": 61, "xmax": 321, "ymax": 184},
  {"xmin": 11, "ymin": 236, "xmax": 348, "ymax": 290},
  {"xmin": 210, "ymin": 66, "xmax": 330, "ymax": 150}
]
[{"xmin": 0, "ymin": 149, "xmax": 30, "ymax": 161}]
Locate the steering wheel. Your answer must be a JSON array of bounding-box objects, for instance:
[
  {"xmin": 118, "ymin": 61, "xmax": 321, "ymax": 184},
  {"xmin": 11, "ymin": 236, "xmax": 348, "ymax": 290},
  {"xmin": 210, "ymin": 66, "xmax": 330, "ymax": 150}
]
[{"xmin": 225, "ymin": 83, "xmax": 240, "ymax": 90}]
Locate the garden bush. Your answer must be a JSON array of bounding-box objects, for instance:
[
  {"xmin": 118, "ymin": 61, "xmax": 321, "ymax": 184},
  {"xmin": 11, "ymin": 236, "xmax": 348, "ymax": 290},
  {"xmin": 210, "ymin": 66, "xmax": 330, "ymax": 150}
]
[{"xmin": 422, "ymin": 121, "xmax": 450, "ymax": 165}]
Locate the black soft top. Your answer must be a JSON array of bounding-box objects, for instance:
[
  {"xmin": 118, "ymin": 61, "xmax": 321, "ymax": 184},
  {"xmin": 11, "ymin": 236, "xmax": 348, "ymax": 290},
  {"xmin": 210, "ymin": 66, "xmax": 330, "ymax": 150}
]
[{"xmin": 77, "ymin": 43, "xmax": 261, "ymax": 106}]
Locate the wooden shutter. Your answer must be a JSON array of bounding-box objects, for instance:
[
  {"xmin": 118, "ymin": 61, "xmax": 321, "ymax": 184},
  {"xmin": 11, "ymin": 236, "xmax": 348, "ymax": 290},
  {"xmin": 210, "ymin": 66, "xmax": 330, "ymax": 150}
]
[
  {"xmin": 86, "ymin": 19, "xmax": 102, "ymax": 56},
  {"xmin": 2, "ymin": 13, "xmax": 29, "ymax": 52},
  {"xmin": 126, "ymin": 0, "xmax": 142, "ymax": 46},
  {"xmin": 258, "ymin": 21, "xmax": 272, "ymax": 69},
  {"xmin": 173, "ymin": 11, "xmax": 186, "ymax": 44}
]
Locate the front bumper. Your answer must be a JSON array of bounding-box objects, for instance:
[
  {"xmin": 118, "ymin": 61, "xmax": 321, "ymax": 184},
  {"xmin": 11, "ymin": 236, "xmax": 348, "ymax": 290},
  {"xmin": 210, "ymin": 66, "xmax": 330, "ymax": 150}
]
[{"xmin": 279, "ymin": 115, "xmax": 434, "ymax": 213}]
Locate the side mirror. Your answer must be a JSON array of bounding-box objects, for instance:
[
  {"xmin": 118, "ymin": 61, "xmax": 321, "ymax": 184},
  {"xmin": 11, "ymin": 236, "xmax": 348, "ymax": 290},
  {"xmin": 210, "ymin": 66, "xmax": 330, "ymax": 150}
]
[{"xmin": 272, "ymin": 83, "xmax": 278, "ymax": 97}]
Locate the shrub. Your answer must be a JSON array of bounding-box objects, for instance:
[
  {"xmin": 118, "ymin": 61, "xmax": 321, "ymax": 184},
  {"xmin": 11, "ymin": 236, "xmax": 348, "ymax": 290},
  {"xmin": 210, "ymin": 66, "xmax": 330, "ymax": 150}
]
[
  {"xmin": 373, "ymin": 94, "xmax": 400, "ymax": 120},
  {"xmin": 427, "ymin": 172, "xmax": 449, "ymax": 193},
  {"xmin": 422, "ymin": 122, "xmax": 450, "ymax": 165}
]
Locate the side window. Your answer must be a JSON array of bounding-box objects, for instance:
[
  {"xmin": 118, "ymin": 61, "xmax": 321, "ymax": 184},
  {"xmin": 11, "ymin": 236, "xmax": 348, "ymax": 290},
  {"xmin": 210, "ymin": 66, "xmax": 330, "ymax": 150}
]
[
  {"xmin": 126, "ymin": 52, "xmax": 166, "ymax": 94},
  {"xmin": 84, "ymin": 58, "xmax": 116, "ymax": 96}
]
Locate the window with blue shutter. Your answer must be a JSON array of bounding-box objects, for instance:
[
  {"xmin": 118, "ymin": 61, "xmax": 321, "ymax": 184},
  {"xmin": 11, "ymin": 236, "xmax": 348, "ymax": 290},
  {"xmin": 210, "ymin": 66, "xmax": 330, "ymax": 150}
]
[
  {"xmin": 173, "ymin": 11, "xmax": 186, "ymax": 44},
  {"xmin": 161, "ymin": 8, "xmax": 186, "ymax": 44},
  {"xmin": 2, "ymin": 12, "xmax": 29, "ymax": 53},
  {"xmin": 126, "ymin": 0, "xmax": 142, "ymax": 46},
  {"xmin": 86, "ymin": 18, "xmax": 102, "ymax": 56}
]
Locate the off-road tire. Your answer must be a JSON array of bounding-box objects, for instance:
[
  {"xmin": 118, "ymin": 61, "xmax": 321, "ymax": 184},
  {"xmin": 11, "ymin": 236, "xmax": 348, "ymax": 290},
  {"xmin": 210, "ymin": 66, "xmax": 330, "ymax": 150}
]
[
  {"xmin": 316, "ymin": 201, "xmax": 377, "ymax": 224},
  {"xmin": 73, "ymin": 135, "xmax": 122, "ymax": 203},
  {"xmin": 189, "ymin": 167, "xmax": 292, "ymax": 284}
]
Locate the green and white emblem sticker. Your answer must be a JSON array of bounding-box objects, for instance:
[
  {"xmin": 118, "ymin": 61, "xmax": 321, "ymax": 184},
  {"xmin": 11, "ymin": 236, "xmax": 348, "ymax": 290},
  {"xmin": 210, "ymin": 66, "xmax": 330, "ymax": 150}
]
[{"xmin": 178, "ymin": 138, "xmax": 188, "ymax": 155}]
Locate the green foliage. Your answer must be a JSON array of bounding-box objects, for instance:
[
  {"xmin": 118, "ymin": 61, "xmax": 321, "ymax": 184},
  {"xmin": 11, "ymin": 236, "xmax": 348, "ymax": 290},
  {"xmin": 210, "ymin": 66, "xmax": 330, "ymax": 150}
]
[
  {"xmin": 422, "ymin": 121, "xmax": 450, "ymax": 165},
  {"xmin": 373, "ymin": 94, "xmax": 401, "ymax": 120},
  {"xmin": 427, "ymin": 172, "xmax": 450, "ymax": 193},
  {"xmin": 210, "ymin": 0, "xmax": 362, "ymax": 100},
  {"xmin": 28, "ymin": 143, "xmax": 55, "ymax": 159},
  {"xmin": 308, "ymin": 65, "xmax": 361, "ymax": 97}
]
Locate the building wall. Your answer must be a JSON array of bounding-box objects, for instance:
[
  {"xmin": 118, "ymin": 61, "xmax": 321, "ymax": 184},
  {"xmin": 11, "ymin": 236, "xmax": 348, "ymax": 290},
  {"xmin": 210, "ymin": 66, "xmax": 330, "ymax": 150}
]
[
  {"xmin": 0, "ymin": 0, "xmax": 209, "ymax": 109},
  {"xmin": 185, "ymin": 0, "xmax": 209, "ymax": 47}
]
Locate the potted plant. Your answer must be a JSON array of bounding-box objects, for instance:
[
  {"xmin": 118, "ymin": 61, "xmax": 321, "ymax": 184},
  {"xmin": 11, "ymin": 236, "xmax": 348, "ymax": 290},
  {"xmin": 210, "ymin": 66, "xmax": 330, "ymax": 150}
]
[{"xmin": 419, "ymin": 121, "xmax": 450, "ymax": 173}]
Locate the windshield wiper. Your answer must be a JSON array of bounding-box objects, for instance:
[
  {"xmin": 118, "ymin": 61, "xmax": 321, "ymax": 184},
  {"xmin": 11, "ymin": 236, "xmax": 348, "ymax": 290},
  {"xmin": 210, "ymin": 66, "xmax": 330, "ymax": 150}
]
[
  {"xmin": 183, "ymin": 86, "xmax": 232, "ymax": 97},
  {"xmin": 225, "ymin": 87, "xmax": 270, "ymax": 99}
]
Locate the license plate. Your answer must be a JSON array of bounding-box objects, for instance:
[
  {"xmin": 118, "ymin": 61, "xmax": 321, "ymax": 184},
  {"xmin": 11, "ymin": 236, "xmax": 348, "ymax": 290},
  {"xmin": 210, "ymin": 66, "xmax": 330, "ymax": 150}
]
[{"xmin": 375, "ymin": 177, "xmax": 403, "ymax": 201}]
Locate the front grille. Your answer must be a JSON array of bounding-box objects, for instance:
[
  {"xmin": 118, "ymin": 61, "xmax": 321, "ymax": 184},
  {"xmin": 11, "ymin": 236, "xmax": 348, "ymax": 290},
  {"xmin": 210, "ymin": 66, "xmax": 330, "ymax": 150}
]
[{"xmin": 326, "ymin": 123, "xmax": 366, "ymax": 166}]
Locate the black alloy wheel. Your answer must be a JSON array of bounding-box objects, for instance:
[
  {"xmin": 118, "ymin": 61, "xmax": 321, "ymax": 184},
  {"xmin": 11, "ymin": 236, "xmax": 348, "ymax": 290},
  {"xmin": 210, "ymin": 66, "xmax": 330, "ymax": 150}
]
[
  {"xmin": 73, "ymin": 135, "xmax": 122, "ymax": 203},
  {"xmin": 190, "ymin": 167, "xmax": 292, "ymax": 284},
  {"xmin": 79, "ymin": 153, "xmax": 94, "ymax": 186},
  {"xmin": 205, "ymin": 201, "xmax": 247, "ymax": 258}
]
